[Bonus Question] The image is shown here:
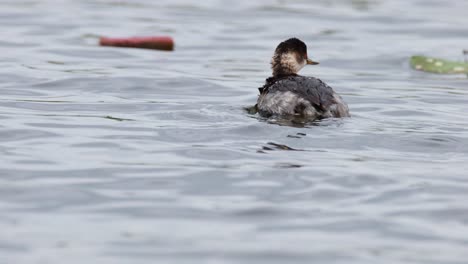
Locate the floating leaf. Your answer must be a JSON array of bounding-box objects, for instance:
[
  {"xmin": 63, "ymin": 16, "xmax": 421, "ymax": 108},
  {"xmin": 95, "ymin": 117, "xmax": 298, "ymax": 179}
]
[
  {"xmin": 244, "ymin": 105, "xmax": 258, "ymax": 114},
  {"xmin": 410, "ymin": 55, "xmax": 468, "ymax": 74}
]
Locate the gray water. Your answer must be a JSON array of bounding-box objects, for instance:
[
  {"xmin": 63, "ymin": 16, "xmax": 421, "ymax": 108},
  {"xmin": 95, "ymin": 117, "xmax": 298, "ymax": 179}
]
[{"xmin": 1, "ymin": 1, "xmax": 468, "ymax": 263}]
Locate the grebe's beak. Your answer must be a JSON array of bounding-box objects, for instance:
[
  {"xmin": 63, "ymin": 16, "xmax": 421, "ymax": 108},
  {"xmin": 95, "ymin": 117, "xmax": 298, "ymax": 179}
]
[{"xmin": 306, "ymin": 58, "xmax": 319, "ymax": 65}]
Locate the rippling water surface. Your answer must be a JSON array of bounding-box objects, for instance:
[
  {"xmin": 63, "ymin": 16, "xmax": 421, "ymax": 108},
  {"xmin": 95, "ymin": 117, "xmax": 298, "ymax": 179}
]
[{"xmin": 2, "ymin": 1, "xmax": 468, "ymax": 263}]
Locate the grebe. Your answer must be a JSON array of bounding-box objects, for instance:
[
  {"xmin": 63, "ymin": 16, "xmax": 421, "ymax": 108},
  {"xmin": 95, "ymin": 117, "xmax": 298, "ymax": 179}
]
[{"xmin": 256, "ymin": 38, "xmax": 349, "ymax": 119}]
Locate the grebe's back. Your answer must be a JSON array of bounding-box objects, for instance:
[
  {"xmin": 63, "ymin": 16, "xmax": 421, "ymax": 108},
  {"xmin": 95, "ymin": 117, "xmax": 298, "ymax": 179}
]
[{"xmin": 257, "ymin": 75, "xmax": 349, "ymax": 119}]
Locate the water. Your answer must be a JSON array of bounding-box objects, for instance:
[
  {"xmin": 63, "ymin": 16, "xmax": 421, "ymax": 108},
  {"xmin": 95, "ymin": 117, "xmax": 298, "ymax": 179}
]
[{"xmin": 1, "ymin": 0, "xmax": 468, "ymax": 263}]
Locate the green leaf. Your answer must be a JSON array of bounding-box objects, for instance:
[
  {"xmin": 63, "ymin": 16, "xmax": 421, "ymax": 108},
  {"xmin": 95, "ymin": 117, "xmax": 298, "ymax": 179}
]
[
  {"xmin": 410, "ymin": 55, "xmax": 468, "ymax": 74},
  {"xmin": 244, "ymin": 105, "xmax": 258, "ymax": 115}
]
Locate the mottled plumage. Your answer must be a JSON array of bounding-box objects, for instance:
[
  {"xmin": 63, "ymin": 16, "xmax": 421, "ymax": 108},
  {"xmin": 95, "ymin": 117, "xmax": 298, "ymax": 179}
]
[
  {"xmin": 257, "ymin": 75, "xmax": 349, "ymax": 119},
  {"xmin": 256, "ymin": 38, "xmax": 349, "ymax": 120}
]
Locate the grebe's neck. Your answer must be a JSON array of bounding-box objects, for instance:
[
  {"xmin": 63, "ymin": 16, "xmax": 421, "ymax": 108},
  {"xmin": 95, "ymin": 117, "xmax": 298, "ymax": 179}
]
[{"xmin": 271, "ymin": 51, "xmax": 305, "ymax": 77}]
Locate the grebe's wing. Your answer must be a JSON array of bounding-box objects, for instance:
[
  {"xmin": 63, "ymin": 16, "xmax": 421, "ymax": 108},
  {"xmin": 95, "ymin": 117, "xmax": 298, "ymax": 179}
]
[{"xmin": 266, "ymin": 76, "xmax": 336, "ymax": 112}]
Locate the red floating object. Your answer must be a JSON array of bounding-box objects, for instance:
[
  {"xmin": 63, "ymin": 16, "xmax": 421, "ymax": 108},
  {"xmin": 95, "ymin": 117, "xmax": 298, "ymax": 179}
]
[{"xmin": 99, "ymin": 36, "xmax": 174, "ymax": 51}]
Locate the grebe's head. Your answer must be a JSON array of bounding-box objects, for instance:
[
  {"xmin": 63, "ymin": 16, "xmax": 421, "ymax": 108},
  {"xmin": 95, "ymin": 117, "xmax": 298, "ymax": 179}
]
[{"xmin": 271, "ymin": 38, "xmax": 319, "ymax": 77}]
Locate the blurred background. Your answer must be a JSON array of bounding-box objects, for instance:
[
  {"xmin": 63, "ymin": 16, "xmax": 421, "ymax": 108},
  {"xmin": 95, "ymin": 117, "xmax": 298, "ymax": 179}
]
[{"xmin": 1, "ymin": 1, "xmax": 468, "ymax": 264}]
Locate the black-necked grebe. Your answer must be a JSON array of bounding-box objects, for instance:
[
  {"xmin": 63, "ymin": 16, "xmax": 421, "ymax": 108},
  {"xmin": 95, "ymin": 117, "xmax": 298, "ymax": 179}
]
[{"xmin": 256, "ymin": 38, "xmax": 349, "ymax": 119}]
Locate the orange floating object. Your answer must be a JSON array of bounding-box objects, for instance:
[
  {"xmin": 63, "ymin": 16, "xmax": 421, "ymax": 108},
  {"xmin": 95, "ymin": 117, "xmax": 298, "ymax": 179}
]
[{"xmin": 99, "ymin": 36, "xmax": 174, "ymax": 51}]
